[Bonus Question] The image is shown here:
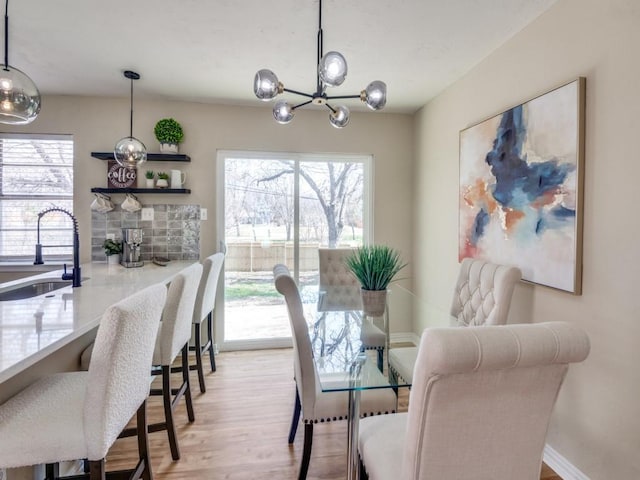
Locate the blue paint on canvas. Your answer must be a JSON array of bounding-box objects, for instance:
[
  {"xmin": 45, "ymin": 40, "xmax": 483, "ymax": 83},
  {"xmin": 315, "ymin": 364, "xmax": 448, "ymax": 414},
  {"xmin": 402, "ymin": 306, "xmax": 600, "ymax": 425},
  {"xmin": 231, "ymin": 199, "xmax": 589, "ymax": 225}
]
[{"xmin": 484, "ymin": 105, "xmax": 575, "ymax": 215}]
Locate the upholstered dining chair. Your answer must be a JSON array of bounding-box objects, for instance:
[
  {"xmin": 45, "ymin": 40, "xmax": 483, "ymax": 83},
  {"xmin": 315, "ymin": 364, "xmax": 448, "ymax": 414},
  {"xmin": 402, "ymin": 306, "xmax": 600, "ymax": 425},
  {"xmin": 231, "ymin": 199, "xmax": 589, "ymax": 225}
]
[
  {"xmin": 318, "ymin": 248, "xmax": 386, "ymax": 370},
  {"xmin": 122, "ymin": 262, "xmax": 203, "ymax": 461},
  {"xmin": 0, "ymin": 283, "xmax": 167, "ymax": 479},
  {"xmin": 388, "ymin": 257, "xmax": 522, "ymax": 384},
  {"xmin": 274, "ymin": 264, "xmax": 397, "ymax": 480},
  {"xmin": 358, "ymin": 321, "xmax": 590, "ymax": 480},
  {"xmin": 189, "ymin": 252, "xmax": 225, "ymax": 393}
]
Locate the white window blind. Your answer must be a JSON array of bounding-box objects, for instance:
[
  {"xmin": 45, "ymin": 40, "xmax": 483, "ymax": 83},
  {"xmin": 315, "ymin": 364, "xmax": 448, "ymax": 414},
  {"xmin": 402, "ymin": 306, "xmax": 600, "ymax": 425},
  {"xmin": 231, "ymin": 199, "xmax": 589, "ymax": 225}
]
[{"xmin": 0, "ymin": 134, "xmax": 74, "ymax": 261}]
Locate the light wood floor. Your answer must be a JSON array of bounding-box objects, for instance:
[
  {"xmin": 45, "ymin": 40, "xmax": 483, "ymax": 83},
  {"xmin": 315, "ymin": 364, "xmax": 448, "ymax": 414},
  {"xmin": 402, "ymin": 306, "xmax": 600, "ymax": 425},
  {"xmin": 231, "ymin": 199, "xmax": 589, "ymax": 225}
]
[{"xmin": 107, "ymin": 348, "xmax": 562, "ymax": 479}]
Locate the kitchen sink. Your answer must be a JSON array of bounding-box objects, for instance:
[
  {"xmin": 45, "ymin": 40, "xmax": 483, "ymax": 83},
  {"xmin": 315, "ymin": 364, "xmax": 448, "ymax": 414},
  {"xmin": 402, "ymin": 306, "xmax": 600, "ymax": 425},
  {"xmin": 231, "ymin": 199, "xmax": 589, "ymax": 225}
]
[{"xmin": 0, "ymin": 279, "xmax": 73, "ymax": 301}]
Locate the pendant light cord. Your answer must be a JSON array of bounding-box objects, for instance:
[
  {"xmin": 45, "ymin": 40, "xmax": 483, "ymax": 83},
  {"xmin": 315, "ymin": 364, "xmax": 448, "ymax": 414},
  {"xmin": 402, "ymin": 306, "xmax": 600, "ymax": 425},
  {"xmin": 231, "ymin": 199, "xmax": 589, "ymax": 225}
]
[
  {"xmin": 129, "ymin": 76, "xmax": 133, "ymax": 137},
  {"xmin": 4, "ymin": 0, "xmax": 9, "ymax": 69},
  {"xmin": 316, "ymin": 0, "xmax": 323, "ymax": 92}
]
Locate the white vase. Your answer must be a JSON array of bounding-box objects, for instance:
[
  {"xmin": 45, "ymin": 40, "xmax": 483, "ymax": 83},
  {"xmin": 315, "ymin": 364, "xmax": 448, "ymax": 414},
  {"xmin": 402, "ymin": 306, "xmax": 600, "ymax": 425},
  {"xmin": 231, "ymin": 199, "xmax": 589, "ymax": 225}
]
[
  {"xmin": 360, "ymin": 289, "xmax": 387, "ymax": 317},
  {"xmin": 159, "ymin": 143, "xmax": 178, "ymax": 154}
]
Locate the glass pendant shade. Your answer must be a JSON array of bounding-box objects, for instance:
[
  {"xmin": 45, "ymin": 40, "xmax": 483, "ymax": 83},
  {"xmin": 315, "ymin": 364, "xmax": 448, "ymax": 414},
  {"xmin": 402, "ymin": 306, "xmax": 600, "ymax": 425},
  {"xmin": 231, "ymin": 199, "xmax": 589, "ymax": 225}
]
[
  {"xmin": 254, "ymin": 69, "xmax": 280, "ymax": 101},
  {"xmin": 273, "ymin": 100, "xmax": 294, "ymax": 124},
  {"xmin": 114, "ymin": 70, "xmax": 145, "ymax": 169},
  {"xmin": 318, "ymin": 51, "xmax": 347, "ymax": 87},
  {"xmin": 0, "ymin": 65, "xmax": 41, "ymax": 125},
  {"xmin": 114, "ymin": 136, "xmax": 147, "ymax": 169},
  {"xmin": 329, "ymin": 105, "xmax": 350, "ymax": 128},
  {"xmin": 363, "ymin": 80, "xmax": 387, "ymax": 111}
]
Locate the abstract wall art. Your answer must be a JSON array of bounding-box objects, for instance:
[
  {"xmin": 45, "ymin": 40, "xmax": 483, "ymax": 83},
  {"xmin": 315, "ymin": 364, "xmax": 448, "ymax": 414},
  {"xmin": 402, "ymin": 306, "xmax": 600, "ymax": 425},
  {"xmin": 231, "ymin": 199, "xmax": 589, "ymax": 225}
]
[{"xmin": 459, "ymin": 78, "xmax": 585, "ymax": 294}]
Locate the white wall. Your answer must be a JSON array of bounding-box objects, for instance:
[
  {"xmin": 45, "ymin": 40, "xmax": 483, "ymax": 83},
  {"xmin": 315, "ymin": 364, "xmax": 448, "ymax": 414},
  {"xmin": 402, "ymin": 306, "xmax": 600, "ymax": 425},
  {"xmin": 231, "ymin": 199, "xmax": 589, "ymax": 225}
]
[
  {"xmin": 0, "ymin": 96, "xmax": 415, "ymax": 332},
  {"xmin": 414, "ymin": 0, "xmax": 640, "ymax": 477}
]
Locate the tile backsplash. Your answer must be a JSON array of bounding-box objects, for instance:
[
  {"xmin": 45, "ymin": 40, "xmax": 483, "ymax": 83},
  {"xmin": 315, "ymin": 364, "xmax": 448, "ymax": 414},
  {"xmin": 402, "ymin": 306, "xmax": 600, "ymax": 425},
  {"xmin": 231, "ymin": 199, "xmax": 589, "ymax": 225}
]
[{"xmin": 91, "ymin": 204, "xmax": 201, "ymax": 262}]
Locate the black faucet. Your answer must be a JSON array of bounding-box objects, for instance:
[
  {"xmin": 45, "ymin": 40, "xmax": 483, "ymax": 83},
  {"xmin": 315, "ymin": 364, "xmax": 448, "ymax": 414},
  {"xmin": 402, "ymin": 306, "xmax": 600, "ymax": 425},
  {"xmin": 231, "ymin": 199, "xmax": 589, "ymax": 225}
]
[{"xmin": 33, "ymin": 207, "xmax": 82, "ymax": 287}]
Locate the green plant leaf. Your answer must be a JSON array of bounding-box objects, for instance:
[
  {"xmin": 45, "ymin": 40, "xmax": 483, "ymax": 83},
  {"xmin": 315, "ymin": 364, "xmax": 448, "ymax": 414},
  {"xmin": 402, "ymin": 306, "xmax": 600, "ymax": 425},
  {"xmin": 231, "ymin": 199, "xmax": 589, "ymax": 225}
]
[
  {"xmin": 344, "ymin": 245, "xmax": 406, "ymax": 291},
  {"xmin": 154, "ymin": 118, "xmax": 184, "ymax": 144}
]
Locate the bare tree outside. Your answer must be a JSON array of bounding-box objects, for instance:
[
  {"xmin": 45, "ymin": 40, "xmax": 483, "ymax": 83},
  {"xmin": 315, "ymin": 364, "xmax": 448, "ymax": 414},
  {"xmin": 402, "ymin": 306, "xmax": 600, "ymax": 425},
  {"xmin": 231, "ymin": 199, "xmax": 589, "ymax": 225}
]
[{"xmin": 222, "ymin": 154, "xmax": 368, "ymax": 343}]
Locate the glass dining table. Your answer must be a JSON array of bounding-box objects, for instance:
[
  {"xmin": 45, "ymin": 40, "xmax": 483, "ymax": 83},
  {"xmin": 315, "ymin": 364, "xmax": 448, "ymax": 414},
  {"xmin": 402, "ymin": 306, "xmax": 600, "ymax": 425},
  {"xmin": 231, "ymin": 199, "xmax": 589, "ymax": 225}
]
[{"xmin": 305, "ymin": 285, "xmax": 415, "ymax": 480}]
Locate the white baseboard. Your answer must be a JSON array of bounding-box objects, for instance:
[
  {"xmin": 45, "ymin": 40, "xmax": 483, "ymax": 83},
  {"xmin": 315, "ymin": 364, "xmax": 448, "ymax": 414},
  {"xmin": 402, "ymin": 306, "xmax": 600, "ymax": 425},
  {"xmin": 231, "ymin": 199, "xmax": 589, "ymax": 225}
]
[
  {"xmin": 390, "ymin": 332, "xmax": 419, "ymax": 345},
  {"xmin": 543, "ymin": 444, "xmax": 589, "ymax": 480}
]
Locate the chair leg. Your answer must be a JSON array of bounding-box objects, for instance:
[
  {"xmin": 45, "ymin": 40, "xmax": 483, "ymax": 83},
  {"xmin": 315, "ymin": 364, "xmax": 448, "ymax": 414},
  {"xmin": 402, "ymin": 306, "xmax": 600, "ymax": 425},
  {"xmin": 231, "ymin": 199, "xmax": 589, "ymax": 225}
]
[
  {"xmin": 45, "ymin": 463, "xmax": 59, "ymax": 479},
  {"xmin": 161, "ymin": 365, "xmax": 181, "ymax": 461},
  {"xmin": 134, "ymin": 400, "xmax": 153, "ymax": 480},
  {"xmin": 359, "ymin": 456, "xmax": 369, "ymax": 479},
  {"xmin": 377, "ymin": 348, "xmax": 384, "ymax": 372},
  {"xmin": 288, "ymin": 387, "xmax": 302, "ymax": 444},
  {"xmin": 182, "ymin": 345, "xmax": 196, "ymax": 423},
  {"xmin": 193, "ymin": 322, "xmax": 207, "ymax": 393},
  {"xmin": 299, "ymin": 423, "xmax": 313, "ymax": 480},
  {"xmin": 206, "ymin": 311, "xmax": 216, "ymax": 372},
  {"xmin": 88, "ymin": 459, "xmax": 106, "ymax": 480}
]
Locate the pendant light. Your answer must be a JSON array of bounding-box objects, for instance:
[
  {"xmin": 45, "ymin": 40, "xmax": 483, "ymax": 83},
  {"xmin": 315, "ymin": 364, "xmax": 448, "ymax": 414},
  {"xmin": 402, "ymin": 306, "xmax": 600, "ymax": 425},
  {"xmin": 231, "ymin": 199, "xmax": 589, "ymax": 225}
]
[
  {"xmin": 253, "ymin": 0, "xmax": 386, "ymax": 128},
  {"xmin": 114, "ymin": 70, "xmax": 146, "ymax": 169},
  {"xmin": 0, "ymin": 0, "xmax": 41, "ymax": 125}
]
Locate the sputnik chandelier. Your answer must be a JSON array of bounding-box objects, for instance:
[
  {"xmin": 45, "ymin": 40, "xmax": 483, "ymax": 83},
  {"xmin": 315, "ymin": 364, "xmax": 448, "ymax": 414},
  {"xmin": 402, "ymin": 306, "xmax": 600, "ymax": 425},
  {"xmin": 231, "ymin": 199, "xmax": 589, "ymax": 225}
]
[{"xmin": 253, "ymin": 0, "xmax": 386, "ymax": 128}]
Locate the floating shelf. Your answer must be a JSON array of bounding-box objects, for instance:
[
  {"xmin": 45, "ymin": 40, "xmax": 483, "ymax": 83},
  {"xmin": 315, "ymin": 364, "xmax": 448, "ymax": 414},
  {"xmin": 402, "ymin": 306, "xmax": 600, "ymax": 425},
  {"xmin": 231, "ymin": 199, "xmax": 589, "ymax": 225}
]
[
  {"xmin": 91, "ymin": 187, "xmax": 191, "ymax": 194},
  {"xmin": 91, "ymin": 152, "xmax": 191, "ymax": 162}
]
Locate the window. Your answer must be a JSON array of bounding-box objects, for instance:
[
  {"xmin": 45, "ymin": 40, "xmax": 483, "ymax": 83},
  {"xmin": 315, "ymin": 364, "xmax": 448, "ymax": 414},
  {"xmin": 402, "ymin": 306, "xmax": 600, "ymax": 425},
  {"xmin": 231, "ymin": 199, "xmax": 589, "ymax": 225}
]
[
  {"xmin": 0, "ymin": 134, "xmax": 74, "ymax": 261},
  {"xmin": 217, "ymin": 149, "xmax": 372, "ymax": 348}
]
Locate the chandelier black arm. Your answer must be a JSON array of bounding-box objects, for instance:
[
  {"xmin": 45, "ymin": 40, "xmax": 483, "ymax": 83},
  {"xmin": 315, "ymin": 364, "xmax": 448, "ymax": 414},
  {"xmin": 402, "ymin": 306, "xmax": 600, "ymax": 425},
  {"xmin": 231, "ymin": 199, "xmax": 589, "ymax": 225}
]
[
  {"xmin": 324, "ymin": 103, "xmax": 336, "ymax": 114},
  {"xmin": 326, "ymin": 94, "xmax": 362, "ymax": 100},
  {"xmin": 283, "ymin": 87, "xmax": 315, "ymax": 99},
  {"xmin": 293, "ymin": 99, "xmax": 314, "ymax": 110}
]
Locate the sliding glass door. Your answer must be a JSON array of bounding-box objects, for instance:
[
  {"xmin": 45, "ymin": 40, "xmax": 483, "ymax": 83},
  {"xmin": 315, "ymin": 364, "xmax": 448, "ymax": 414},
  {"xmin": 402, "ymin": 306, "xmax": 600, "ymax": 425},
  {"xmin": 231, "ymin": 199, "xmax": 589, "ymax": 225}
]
[{"xmin": 216, "ymin": 150, "xmax": 371, "ymax": 350}]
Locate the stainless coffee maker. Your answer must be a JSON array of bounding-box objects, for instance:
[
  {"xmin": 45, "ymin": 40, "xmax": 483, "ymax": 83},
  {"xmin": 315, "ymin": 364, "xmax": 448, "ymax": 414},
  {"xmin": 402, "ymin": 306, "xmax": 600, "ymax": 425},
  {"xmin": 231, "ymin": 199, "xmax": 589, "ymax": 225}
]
[{"xmin": 121, "ymin": 228, "xmax": 144, "ymax": 268}]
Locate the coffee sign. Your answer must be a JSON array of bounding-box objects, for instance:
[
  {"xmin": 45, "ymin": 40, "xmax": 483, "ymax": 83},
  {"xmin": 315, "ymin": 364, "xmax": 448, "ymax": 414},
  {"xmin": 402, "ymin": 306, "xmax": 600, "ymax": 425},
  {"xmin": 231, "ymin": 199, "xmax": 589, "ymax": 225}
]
[{"xmin": 107, "ymin": 161, "xmax": 137, "ymax": 188}]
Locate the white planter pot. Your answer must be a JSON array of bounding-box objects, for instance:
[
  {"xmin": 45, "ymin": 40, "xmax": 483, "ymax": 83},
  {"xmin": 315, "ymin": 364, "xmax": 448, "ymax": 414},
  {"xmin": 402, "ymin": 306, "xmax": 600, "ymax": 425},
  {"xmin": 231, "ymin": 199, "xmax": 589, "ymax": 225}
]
[
  {"xmin": 107, "ymin": 254, "xmax": 120, "ymax": 265},
  {"xmin": 159, "ymin": 143, "xmax": 178, "ymax": 154},
  {"xmin": 156, "ymin": 178, "xmax": 169, "ymax": 188},
  {"xmin": 145, "ymin": 178, "xmax": 155, "ymax": 188},
  {"xmin": 360, "ymin": 289, "xmax": 387, "ymax": 317}
]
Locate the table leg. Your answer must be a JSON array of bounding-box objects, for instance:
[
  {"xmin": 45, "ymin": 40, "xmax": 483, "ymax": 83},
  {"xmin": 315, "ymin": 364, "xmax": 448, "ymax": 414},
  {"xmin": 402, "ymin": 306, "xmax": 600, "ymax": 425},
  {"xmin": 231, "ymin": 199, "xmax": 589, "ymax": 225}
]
[
  {"xmin": 347, "ymin": 353, "xmax": 366, "ymax": 480},
  {"xmin": 347, "ymin": 387, "xmax": 361, "ymax": 480}
]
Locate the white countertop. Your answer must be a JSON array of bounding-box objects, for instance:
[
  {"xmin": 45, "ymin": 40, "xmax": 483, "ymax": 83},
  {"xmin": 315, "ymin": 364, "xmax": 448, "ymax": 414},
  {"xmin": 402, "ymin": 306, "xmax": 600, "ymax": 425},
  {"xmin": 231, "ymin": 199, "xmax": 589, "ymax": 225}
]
[{"xmin": 0, "ymin": 261, "xmax": 196, "ymax": 384}]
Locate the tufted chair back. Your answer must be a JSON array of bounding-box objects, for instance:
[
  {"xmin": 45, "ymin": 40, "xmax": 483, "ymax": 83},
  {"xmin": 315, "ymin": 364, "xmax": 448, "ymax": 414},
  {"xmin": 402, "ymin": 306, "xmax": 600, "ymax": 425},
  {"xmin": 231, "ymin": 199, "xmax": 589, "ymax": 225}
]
[
  {"xmin": 401, "ymin": 322, "xmax": 590, "ymax": 479},
  {"xmin": 318, "ymin": 248, "xmax": 362, "ymax": 311},
  {"xmin": 450, "ymin": 257, "xmax": 522, "ymax": 327}
]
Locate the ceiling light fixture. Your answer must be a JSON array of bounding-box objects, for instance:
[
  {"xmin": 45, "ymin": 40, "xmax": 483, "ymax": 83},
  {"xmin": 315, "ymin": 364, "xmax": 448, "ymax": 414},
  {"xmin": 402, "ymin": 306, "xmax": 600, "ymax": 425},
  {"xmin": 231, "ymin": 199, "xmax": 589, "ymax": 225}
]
[
  {"xmin": 253, "ymin": 0, "xmax": 386, "ymax": 129},
  {"xmin": 114, "ymin": 70, "xmax": 146, "ymax": 169},
  {"xmin": 0, "ymin": 0, "xmax": 40, "ymax": 125}
]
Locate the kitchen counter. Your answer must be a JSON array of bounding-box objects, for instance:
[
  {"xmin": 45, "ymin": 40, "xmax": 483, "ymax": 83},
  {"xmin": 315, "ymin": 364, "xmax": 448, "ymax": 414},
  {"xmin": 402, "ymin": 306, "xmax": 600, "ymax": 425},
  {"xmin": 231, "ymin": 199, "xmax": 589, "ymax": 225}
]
[{"xmin": 0, "ymin": 260, "xmax": 197, "ymax": 385}]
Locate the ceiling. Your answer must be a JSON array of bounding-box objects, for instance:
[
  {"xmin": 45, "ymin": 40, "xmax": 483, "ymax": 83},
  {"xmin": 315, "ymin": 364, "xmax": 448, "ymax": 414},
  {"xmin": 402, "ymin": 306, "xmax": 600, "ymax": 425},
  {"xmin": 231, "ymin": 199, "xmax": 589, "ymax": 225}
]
[{"xmin": 9, "ymin": 0, "xmax": 557, "ymax": 114}]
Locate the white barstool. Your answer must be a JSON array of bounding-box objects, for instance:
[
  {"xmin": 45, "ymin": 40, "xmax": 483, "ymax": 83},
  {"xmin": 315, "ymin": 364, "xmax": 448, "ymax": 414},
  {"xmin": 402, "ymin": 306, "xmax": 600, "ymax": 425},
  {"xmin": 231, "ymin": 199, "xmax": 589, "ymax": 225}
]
[
  {"xmin": 0, "ymin": 283, "xmax": 167, "ymax": 479},
  {"xmin": 148, "ymin": 262, "xmax": 202, "ymax": 461},
  {"xmin": 190, "ymin": 252, "xmax": 224, "ymax": 392}
]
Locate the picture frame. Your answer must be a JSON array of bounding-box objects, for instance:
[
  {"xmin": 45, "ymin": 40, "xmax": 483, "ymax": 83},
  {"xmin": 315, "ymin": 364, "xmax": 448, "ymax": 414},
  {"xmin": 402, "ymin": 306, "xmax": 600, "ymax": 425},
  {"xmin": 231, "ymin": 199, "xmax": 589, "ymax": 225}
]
[{"xmin": 459, "ymin": 78, "xmax": 586, "ymax": 294}]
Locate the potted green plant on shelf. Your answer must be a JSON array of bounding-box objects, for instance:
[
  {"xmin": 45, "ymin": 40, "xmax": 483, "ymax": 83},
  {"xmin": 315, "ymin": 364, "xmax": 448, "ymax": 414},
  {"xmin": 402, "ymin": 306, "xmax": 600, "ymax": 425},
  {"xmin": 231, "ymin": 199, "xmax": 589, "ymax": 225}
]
[
  {"xmin": 102, "ymin": 239, "xmax": 122, "ymax": 265},
  {"xmin": 154, "ymin": 118, "xmax": 184, "ymax": 154},
  {"xmin": 144, "ymin": 170, "xmax": 155, "ymax": 188},
  {"xmin": 156, "ymin": 171, "xmax": 169, "ymax": 188},
  {"xmin": 345, "ymin": 245, "xmax": 406, "ymax": 316}
]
